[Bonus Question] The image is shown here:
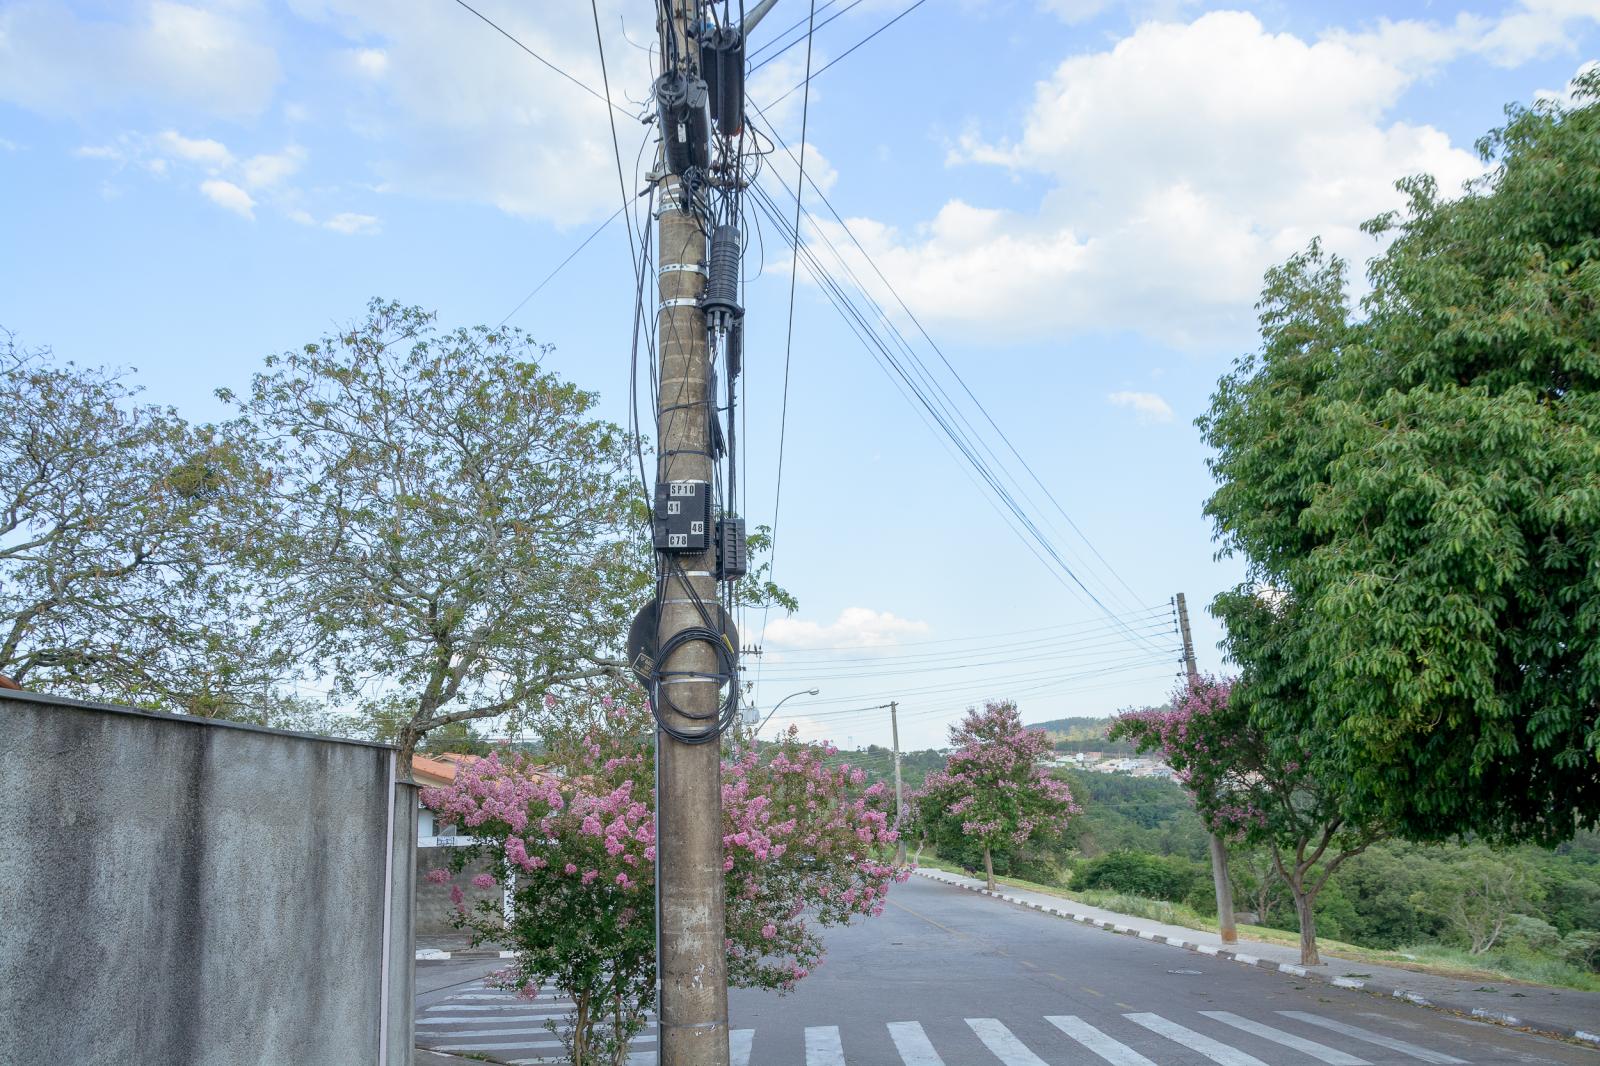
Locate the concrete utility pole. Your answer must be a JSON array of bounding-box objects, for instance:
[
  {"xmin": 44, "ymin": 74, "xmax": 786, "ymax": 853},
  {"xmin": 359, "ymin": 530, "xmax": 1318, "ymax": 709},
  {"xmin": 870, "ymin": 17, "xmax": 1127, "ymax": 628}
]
[
  {"xmin": 890, "ymin": 700, "xmax": 906, "ymax": 866},
  {"xmin": 1177, "ymin": 592, "xmax": 1238, "ymax": 945},
  {"xmin": 654, "ymin": 1, "xmax": 730, "ymax": 1060}
]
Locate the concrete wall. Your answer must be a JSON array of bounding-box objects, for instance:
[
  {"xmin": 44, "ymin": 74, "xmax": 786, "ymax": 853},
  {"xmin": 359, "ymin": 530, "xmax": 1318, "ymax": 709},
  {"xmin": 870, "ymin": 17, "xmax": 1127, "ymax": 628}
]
[
  {"xmin": 0, "ymin": 689, "xmax": 415, "ymax": 1066},
  {"xmin": 415, "ymin": 845, "xmax": 501, "ymax": 938}
]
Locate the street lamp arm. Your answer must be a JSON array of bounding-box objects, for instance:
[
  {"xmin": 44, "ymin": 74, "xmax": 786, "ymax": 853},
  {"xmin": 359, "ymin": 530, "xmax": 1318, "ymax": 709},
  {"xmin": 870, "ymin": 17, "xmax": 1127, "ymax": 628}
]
[{"xmin": 756, "ymin": 687, "xmax": 820, "ymax": 739}]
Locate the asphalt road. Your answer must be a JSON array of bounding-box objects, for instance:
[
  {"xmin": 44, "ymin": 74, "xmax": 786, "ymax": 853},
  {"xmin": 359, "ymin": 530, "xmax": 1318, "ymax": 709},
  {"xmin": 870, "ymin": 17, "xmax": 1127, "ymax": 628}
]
[{"xmin": 415, "ymin": 875, "xmax": 1600, "ymax": 1065}]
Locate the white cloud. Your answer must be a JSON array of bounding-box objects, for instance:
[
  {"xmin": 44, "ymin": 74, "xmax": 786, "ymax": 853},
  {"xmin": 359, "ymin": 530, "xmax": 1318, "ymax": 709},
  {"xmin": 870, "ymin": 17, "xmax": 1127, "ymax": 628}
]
[
  {"xmin": 1478, "ymin": 0, "xmax": 1600, "ymax": 66},
  {"xmin": 200, "ymin": 179, "xmax": 255, "ymax": 218},
  {"xmin": 0, "ymin": 1, "xmax": 280, "ymax": 118},
  {"xmin": 1536, "ymin": 59, "xmax": 1600, "ymax": 107},
  {"xmin": 324, "ymin": 211, "xmax": 381, "ymax": 235},
  {"xmin": 1108, "ymin": 391, "xmax": 1174, "ymax": 423},
  {"xmin": 1324, "ymin": 0, "xmax": 1600, "ymax": 73},
  {"xmin": 241, "ymin": 146, "xmax": 306, "ymax": 188},
  {"xmin": 765, "ymin": 608, "xmax": 932, "ymax": 651},
  {"xmin": 822, "ymin": 11, "xmax": 1486, "ymax": 344},
  {"xmin": 156, "ymin": 130, "xmax": 233, "ymax": 169},
  {"xmin": 352, "ymin": 47, "xmax": 388, "ymax": 77},
  {"xmin": 286, "ymin": 0, "xmax": 649, "ymax": 223}
]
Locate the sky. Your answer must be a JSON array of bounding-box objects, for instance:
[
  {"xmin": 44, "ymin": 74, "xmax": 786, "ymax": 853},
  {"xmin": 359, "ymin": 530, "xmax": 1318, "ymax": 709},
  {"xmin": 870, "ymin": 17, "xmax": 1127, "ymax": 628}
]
[{"xmin": 2, "ymin": 0, "xmax": 1597, "ymax": 752}]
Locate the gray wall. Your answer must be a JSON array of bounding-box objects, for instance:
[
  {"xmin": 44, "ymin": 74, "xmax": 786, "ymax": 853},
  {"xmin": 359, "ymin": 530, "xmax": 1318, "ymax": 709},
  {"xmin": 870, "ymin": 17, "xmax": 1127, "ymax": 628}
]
[
  {"xmin": 0, "ymin": 690, "xmax": 415, "ymax": 1066},
  {"xmin": 415, "ymin": 846, "xmax": 501, "ymax": 938}
]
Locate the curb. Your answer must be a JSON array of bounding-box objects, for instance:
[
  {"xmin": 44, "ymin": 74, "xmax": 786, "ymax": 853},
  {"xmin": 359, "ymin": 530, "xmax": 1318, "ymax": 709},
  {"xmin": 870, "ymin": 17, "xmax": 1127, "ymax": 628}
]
[
  {"xmin": 415, "ymin": 948, "xmax": 517, "ymax": 960},
  {"xmin": 913, "ymin": 868, "xmax": 1600, "ymax": 1050}
]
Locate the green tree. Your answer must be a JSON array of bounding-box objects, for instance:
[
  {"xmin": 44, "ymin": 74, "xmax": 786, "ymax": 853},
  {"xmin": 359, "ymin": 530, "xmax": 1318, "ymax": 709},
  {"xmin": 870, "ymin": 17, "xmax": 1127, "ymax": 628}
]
[
  {"xmin": 1199, "ymin": 74, "xmax": 1600, "ymax": 845},
  {"xmin": 913, "ymin": 700, "xmax": 1079, "ymax": 890},
  {"xmin": 230, "ymin": 301, "xmax": 645, "ymax": 771},
  {"xmin": 1, "ymin": 333, "xmax": 279, "ymax": 712},
  {"xmin": 1114, "ymin": 678, "xmax": 1390, "ymax": 965}
]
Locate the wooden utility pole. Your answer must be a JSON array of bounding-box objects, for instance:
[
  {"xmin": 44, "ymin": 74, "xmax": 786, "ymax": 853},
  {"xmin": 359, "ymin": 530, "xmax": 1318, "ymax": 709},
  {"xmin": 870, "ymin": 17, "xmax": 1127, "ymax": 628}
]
[
  {"xmin": 654, "ymin": 1, "xmax": 730, "ymax": 1060},
  {"xmin": 1177, "ymin": 592, "xmax": 1237, "ymax": 945},
  {"xmin": 890, "ymin": 700, "xmax": 906, "ymax": 865}
]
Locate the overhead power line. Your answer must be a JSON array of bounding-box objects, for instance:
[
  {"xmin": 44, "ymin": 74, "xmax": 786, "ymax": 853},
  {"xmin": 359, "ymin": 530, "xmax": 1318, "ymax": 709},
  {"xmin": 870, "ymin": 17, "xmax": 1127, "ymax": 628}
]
[
  {"xmin": 765, "ymin": 0, "xmax": 933, "ymax": 108},
  {"xmin": 448, "ymin": 0, "xmax": 633, "ymax": 117}
]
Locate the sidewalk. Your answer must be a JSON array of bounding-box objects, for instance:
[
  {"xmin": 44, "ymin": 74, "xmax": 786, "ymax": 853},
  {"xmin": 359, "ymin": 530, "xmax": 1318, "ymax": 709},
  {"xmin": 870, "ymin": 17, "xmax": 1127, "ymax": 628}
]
[{"xmin": 916, "ymin": 867, "xmax": 1600, "ymax": 1048}]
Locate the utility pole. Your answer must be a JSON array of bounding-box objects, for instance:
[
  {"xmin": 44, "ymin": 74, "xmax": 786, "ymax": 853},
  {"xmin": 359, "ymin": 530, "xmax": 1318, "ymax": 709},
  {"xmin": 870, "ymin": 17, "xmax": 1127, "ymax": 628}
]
[
  {"xmin": 1177, "ymin": 592, "xmax": 1237, "ymax": 945},
  {"xmin": 889, "ymin": 700, "xmax": 906, "ymax": 865},
  {"xmin": 654, "ymin": 1, "xmax": 729, "ymax": 1060}
]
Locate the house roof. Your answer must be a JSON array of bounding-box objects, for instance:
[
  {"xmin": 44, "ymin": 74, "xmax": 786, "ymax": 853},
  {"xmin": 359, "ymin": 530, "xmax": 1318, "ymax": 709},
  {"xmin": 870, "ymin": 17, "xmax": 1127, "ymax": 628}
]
[{"xmin": 412, "ymin": 752, "xmax": 478, "ymax": 788}]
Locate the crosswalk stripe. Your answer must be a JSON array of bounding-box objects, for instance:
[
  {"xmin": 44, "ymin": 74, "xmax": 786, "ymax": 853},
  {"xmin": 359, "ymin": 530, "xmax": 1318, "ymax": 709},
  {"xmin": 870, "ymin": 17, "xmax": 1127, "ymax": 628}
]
[
  {"xmin": 806, "ymin": 1025, "xmax": 847, "ymax": 1066},
  {"xmin": 426, "ymin": 1003, "xmax": 576, "ymax": 1012},
  {"xmin": 440, "ymin": 1035, "xmax": 655, "ymax": 1053},
  {"xmin": 431, "ymin": 1027, "xmax": 560, "ymax": 1038},
  {"xmin": 1046, "ymin": 1015, "xmax": 1157, "ymax": 1066},
  {"xmin": 1202, "ymin": 1011, "xmax": 1371, "ymax": 1065},
  {"xmin": 965, "ymin": 1018, "xmax": 1049, "ymax": 1066},
  {"xmin": 730, "ymin": 1027, "xmax": 754, "ymax": 1066},
  {"xmin": 1277, "ymin": 1012, "xmax": 1468, "ymax": 1064},
  {"xmin": 887, "ymin": 1020, "xmax": 946, "ymax": 1065},
  {"xmin": 1125, "ymin": 1013, "xmax": 1269, "ymax": 1066},
  {"xmin": 452, "ymin": 992, "xmax": 519, "ymax": 999},
  {"xmin": 419, "ymin": 1014, "xmax": 566, "ymax": 1024}
]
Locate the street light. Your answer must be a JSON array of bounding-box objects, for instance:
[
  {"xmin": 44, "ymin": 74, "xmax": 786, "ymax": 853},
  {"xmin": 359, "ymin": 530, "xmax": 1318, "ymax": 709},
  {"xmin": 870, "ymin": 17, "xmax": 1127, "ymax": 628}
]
[{"xmin": 754, "ymin": 687, "xmax": 820, "ymax": 741}]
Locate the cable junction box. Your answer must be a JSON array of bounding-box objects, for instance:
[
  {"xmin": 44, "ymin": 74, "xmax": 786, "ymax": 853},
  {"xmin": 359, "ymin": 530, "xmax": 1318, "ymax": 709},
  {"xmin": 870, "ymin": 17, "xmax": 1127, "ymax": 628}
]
[
  {"xmin": 653, "ymin": 480, "xmax": 712, "ymax": 552},
  {"xmin": 715, "ymin": 516, "xmax": 747, "ymax": 581}
]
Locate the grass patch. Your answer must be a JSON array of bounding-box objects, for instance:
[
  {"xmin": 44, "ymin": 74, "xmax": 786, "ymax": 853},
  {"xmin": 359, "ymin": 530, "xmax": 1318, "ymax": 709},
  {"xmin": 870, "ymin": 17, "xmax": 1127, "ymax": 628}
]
[{"xmin": 912, "ymin": 854, "xmax": 1600, "ymax": 993}]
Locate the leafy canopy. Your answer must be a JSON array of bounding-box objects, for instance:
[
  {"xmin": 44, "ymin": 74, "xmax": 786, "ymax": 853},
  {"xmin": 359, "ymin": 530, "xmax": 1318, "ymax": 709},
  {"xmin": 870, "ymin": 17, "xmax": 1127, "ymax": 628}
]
[{"xmin": 1200, "ymin": 72, "xmax": 1600, "ymax": 845}]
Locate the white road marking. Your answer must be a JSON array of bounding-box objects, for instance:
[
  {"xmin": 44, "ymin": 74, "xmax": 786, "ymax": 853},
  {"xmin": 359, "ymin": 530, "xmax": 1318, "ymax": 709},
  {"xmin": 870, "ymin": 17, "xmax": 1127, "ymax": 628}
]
[
  {"xmin": 964, "ymin": 1018, "xmax": 1050, "ymax": 1066},
  {"xmin": 439, "ymin": 1035, "xmax": 655, "ymax": 1053},
  {"xmin": 1046, "ymin": 1015, "xmax": 1158, "ymax": 1066},
  {"xmin": 806, "ymin": 1025, "xmax": 847, "ymax": 1066},
  {"xmin": 426, "ymin": 1003, "xmax": 575, "ymax": 1012},
  {"xmin": 887, "ymin": 1021, "xmax": 946, "ymax": 1065},
  {"xmin": 1277, "ymin": 1012, "xmax": 1469, "ymax": 1064},
  {"xmin": 730, "ymin": 1028, "xmax": 754, "ymax": 1066},
  {"xmin": 1125, "ymin": 1013, "xmax": 1269, "ymax": 1066},
  {"xmin": 430, "ymin": 1027, "xmax": 560, "ymax": 1038},
  {"xmin": 452, "ymin": 992, "xmax": 520, "ymax": 999},
  {"xmin": 418, "ymin": 1014, "xmax": 566, "ymax": 1024},
  {"xmin": 1201, "ymin": 1012, "xmax": 1371, "ymax": 1065}
]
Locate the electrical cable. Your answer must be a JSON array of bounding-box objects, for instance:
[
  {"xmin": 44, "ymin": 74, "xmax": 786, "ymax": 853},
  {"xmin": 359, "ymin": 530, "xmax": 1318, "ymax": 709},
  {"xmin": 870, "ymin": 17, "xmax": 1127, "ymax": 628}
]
[
  {"xmin": 497, "ymin": 204, "xmax": 627, "ymax": 327},
  {"xmin": 749, "ymin": 0, "xmax": 819, "ymax": 713},
  {"xmin": 765, "ymin": 0, "xmax": 932, "ymax": 108},
  {"xmin": 448, "ymin": 0, "xmax": 634, "ymax": 117},
  {"xmin": 746, "ymin": 101, "xmax": 1151, "ymax": 615}
]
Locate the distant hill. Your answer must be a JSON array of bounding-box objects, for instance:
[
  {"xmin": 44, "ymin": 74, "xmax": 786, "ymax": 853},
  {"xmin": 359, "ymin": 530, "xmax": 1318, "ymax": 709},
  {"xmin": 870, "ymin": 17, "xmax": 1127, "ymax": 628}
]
[{"xmin": 1026, "ymin": 715, "xmax": 1139, "ymax": 755}]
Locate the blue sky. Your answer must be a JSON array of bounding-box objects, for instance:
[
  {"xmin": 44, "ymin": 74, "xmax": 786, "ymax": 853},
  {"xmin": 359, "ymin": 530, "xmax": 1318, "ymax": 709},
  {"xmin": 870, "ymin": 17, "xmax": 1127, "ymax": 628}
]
[{"xmin": 2, "ymin": 0, "xmax": 1596, "ymax": 750}]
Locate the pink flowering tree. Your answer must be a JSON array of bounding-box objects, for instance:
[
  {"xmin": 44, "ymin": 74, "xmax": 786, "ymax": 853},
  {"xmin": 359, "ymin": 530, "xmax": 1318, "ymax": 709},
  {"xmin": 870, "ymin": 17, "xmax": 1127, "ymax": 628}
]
[
  {"xmin": 913, "ymin": 700, "xmax": 1079, "ymax": 891},
  {"xmin": 1111, "ymin": 676, "xmax": 1389, "ymax": 965},
  {"xmin": 422, "ymin": 694, "xmax": 907, "ymax": 1065}
]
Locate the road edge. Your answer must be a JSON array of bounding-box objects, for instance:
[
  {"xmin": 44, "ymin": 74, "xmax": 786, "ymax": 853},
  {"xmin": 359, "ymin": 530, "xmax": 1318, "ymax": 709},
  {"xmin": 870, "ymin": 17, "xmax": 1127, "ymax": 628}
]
[{"xmin": 913, "ymin": 868, "xmax": 1600, "ymax": 1050}]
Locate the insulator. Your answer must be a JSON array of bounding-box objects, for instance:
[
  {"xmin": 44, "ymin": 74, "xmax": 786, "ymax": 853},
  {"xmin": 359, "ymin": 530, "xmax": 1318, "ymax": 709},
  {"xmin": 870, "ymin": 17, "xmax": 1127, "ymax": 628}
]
[
  {"xmin": 702, "ymin": 223, "xmax": 742, "ymax": 328},
  {"xmin": 726, "ymin": 318, "xmax": 743, "ymax": 379},
  {"xmin": 654, "ymin": 72, "xmax": 711, "ymax": 177}
]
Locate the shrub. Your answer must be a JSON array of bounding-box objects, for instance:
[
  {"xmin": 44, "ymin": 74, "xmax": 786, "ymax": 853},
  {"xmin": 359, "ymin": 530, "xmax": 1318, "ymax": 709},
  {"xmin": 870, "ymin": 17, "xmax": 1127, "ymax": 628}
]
[{"xmin": 1073, "ymin": 851, "xmax": 1201, "ymax": 901}]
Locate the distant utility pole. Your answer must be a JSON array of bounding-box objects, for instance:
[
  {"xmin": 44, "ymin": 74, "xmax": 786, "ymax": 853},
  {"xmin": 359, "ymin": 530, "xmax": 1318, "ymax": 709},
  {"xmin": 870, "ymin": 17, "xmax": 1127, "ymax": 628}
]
[
  {"xmin": 1177, "ymin": 592, "xmax": 1237, "ymax": 945},
  {"xmin": 653, "ymin": 0, "xmax": 728, "ymax": 1060},
  {"xmin": 890, "ymin": 700, "xmax": 906, "ymax": 865}
]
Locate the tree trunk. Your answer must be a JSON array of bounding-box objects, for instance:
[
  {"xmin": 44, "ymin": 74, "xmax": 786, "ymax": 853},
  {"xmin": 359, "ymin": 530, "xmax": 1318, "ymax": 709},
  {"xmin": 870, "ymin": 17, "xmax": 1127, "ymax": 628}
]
[
  {"xmin": 983, "ymin": 845, "xmax": 995, "ymax": 892},
  {"xmin": 396, "ymin": 722, "xmax": 422, "ymax": 779},
  {"xmin": 1292, "ymin": 887, "xmax": 1320, "ymax": 966}
]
